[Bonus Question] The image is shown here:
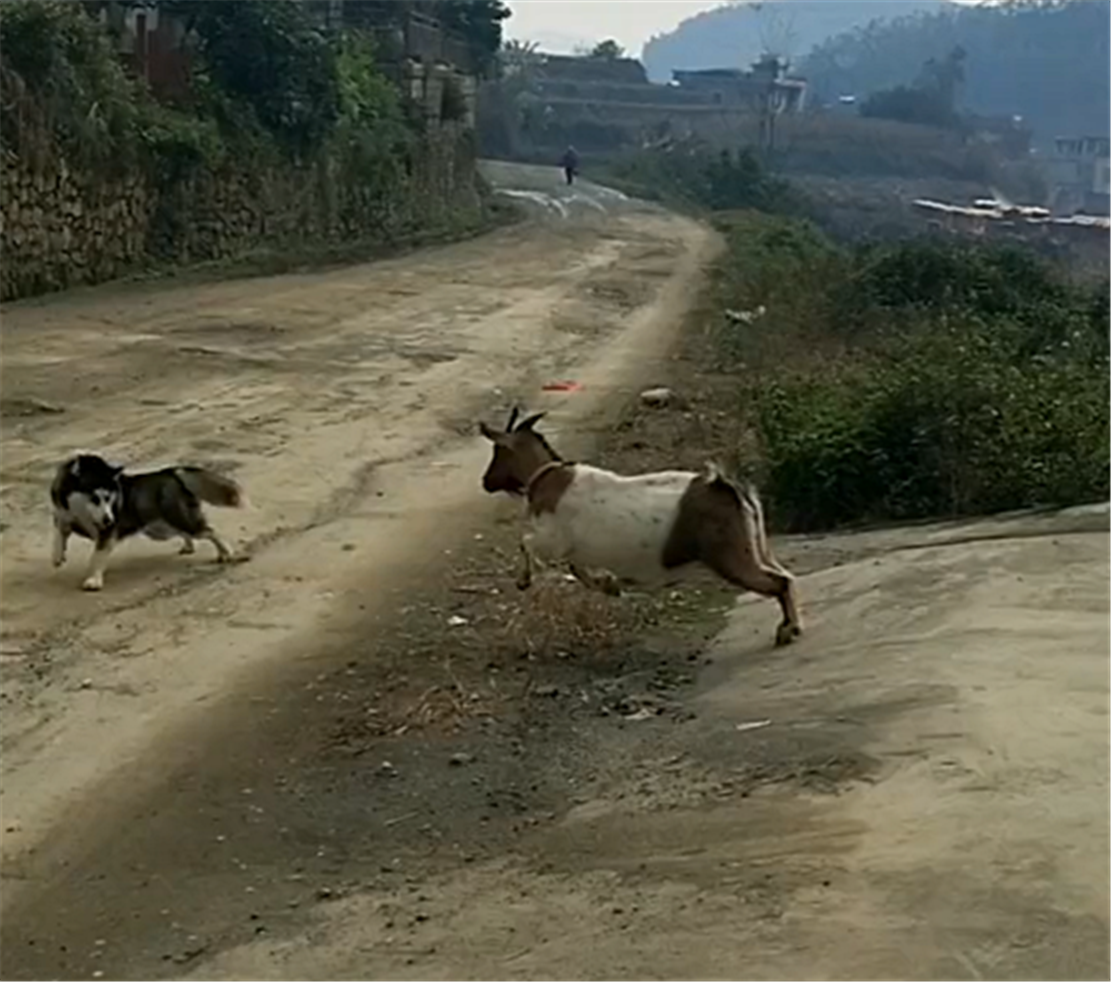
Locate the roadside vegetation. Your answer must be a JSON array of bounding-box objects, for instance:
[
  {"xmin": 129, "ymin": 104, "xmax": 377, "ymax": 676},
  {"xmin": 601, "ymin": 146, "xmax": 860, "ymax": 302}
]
[
  {"xmin": 598, "ymin": 143, "xmax": 805, "ymax": 216},
  {"xmin": 0, "ymin": 0, "xmax": 509, "ymax": 177},
  {"xmin": 712, "ymin": 213, "xmax": 1109, "ymax": 530},
  {"xmin": 0, "ymin": 0, "xmax": 516, "ymax": 297},
  {"xmin": 0, "ymin": 1, "xmax": 398, "ymax": 179},
  {"xmin": 600, "ymin": 145, "xmax": 1109, "ymax": 532}
]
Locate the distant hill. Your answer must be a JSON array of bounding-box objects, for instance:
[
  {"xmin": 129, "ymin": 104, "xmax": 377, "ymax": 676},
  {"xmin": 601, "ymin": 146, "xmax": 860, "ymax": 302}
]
[
  {"xmin": 641, "ymin": 1, "xmax": 948, "ymax": 82},
  {"xmin": 799, "ymin": 0, "xmax": 1109, "ymax": 145}
]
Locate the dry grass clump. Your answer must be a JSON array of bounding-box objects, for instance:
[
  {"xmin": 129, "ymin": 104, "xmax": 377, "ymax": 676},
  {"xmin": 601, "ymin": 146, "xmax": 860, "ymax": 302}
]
[{"xmin": 495, "ymin": 572, "xmax": 657, "ymax": 663}]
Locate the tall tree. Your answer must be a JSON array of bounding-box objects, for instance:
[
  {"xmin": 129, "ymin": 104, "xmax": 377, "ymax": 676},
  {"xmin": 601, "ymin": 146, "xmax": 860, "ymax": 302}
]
[
  {"xmin": 588, "ymin": 39, "xmax": 625, "ymax": 61},
  {"xmin": 438, "ymin": 0, "xmax": 510, "ymax": 76}
]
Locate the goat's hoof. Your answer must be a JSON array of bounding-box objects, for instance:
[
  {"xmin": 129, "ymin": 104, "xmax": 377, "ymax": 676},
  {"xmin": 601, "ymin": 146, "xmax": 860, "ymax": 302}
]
[
  {"xmin": 775, "ymin": 623, "xmax": 801, "ymax": 647},
  {"xmin": 516, "ymin": 577, "xmax": 531, "ymax": 592},
  {"xmin": 179, "ymin": 542, "xmax": 196, "ymax": 556},
  {"xmin": 601, "ymin": 579, "xmax": 622, "ymax": 597},
  {"xmin": 52, "ymin": 556, "xmax": 66, "ymax": 569},
  {"xmin": 81, "ymin": 575, "xmax": 104, "ymax": 592}
]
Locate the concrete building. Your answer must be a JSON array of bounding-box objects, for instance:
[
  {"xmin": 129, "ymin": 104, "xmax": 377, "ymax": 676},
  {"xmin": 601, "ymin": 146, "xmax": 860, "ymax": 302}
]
[
  {"xmin": 1046, "ymin": 135, "xmax": 1110, "ymax": 216},
  {"xmin": 671, "ymin": 56, "xmax": 808, "ymax": 115}
]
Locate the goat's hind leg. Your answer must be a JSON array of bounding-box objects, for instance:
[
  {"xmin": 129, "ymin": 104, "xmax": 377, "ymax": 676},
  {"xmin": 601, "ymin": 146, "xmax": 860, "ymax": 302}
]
[
  {"xmin": 742, "ymin": 485, "xmax": 792, "ymax": 577},
  {"xmin": 739, "ymin": 490, "xmax": 802, "ymax": 644},
  {"xmin": 706, "ymin": 548, "xmax": 801, "ymax": 647},
  {"xmin": 772, "ymin": 573, "xmax": 802, "ymax": 646}
]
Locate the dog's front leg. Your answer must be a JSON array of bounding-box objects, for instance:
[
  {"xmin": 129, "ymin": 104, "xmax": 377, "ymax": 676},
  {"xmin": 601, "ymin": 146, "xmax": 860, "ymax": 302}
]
[
  {"xmin": 52, "ymin": 518, "xmax": 71, "ymax": 568},
  {"xmin": 81, "ymin": 535, "xmax": 116, "ymax": 591}
]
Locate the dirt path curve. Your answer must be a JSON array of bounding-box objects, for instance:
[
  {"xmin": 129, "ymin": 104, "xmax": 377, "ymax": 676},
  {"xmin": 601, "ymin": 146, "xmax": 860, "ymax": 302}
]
[{"xmin": 0, "ymin": 163, "xmax": 718, "ymax": 895}]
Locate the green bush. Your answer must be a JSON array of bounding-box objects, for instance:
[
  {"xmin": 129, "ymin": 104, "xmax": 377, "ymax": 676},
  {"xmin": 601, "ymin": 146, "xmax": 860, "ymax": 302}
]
[
  {"xmin": 847, "ymin": 240, "xmax": 1065, "ymax": 316},
  {"xmin": 0, "ymin": 1, "xmax": 144, "ymax": 168},
  {"xmin": 0, "ymin": 1, "xmax": 237, "ymax": 178},
  {"xmin": 755, "ymin": 331, "xmax": 1109, "ymax": 528},
  {"xmin": 712, "ymin": 214, "xmax": 1110, "ymax": 530},
  {"xmin": 1, "ymin": 0, "xmax": 426, "ymax": 189},
  {"xmin": 859, "ymin": 85, "xmax": 957, "ymax": 129},
  {"xmin": 178, "ymin": 0, "xmax": 340, "ymax": 155},
  {"xmin": 331, "ymin": 33, "xmax": 414, "ymax": 209},
  {"xmin": 602, "ymin": 143, "xmax": 804, "ymax": 216}
]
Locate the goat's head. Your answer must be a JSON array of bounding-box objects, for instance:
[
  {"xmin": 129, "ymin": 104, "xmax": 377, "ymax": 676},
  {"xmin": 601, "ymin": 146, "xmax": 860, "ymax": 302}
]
[{"xmin": 479, "ymin": 406, "xmax": 560, "ymax": 496}]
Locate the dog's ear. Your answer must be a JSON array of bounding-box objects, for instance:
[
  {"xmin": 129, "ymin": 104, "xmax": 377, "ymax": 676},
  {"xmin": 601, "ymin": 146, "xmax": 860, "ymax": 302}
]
[
  {"xmin": 518, "ymin": 412, "xmax": 546, "ymax": 431},
  {"xmin": 110, "ymin": 464, "xmax": 125, "ymax": 478}
]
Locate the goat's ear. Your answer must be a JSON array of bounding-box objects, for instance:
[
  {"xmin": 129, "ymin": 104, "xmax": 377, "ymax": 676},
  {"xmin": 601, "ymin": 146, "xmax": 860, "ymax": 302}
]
[
  {"xmin": 519, "ymin": 412, "xmax": 546, "ymax": 431},
  {"xmin": 506, "ymin": 406, "xmax": 521, "ymax": 432},
  {"xmin": 479, "ymin": 422, "xmax": 500, "ymax": 442}
]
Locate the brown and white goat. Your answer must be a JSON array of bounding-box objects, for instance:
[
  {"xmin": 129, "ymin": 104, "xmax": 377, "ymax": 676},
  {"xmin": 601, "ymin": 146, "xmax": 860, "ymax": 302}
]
[{"xmin": 479, "ymin": 408, "xmax": 802, "ymax": 646}]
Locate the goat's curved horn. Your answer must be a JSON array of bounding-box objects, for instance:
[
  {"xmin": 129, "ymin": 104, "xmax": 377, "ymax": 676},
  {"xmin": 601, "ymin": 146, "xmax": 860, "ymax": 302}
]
[
  {"xmin": 519, "ymin": 411, "xmax": 546, "ymax": 431},
  {"xmin": 507, "ymin": 405, "xmax": 521, "ymax": 431}
]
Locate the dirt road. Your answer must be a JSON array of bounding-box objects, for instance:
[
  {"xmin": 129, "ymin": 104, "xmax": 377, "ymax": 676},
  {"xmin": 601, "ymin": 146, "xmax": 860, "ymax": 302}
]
[
  {"xmin": 0, "ymin": 165, "xmax": 713, "ymax": 894},
  {"xmin": 184, "ymin": 506, "xmax": 1111, "ymax": 982},
  {"xmin": 1, "ymin": 163, "xmax": 1107, "ymax": 981}
]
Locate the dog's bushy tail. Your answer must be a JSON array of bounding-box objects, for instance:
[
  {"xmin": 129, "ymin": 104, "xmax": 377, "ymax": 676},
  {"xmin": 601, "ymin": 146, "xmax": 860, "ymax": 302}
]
[{"xmin": 175, "ymin": 467, "xmax": 244, "ymax": 508}]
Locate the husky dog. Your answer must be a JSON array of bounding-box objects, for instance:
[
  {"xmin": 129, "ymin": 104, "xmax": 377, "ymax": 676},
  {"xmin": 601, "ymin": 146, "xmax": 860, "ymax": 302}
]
[{"xmin": 51, "ymin": 453, "xmax": 244, "ymax": 591}]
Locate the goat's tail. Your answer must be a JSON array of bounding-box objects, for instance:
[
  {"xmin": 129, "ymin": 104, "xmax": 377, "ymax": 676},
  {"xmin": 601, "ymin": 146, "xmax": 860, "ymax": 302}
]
[
  {"xmin": 703, "ymin": 462, "xmax": 756, "ymax": 506},
  {"xmin": 175, "ymin": 467, "xmax": 244, "ymax": 508}
]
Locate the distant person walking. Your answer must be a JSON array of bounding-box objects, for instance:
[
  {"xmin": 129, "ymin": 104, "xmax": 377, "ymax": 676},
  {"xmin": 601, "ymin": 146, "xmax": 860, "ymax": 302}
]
[{"xmin": 560, "ymin": 145, "xmax": 579, "ymax": 186}]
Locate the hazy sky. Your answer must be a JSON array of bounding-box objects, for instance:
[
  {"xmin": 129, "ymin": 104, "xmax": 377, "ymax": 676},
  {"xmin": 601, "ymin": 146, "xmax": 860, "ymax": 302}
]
[
  {"xmin": 503, "ymin": 0, "xmax": 979, "ymax": 57},
  {"xmin": 504, "ymin": 0, "xmax": 726, "ymax": 56}
]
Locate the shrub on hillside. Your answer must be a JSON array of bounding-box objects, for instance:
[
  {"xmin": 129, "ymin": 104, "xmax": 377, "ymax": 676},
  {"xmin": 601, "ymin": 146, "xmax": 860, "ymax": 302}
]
[
  {"xmin": 0, "ymin": 1, "xmax": 144, "ymax": 168},
  {"xmin": 754, "ymin": 328, "xmax": 1109, "ymax": 528},
  {"xmin": 710, "ymin": 214, "xmax": 1110, "ymax": 530},
  {"xmin": 179, "ymin": 0, "xmax": 340, "ymax": 155},
  {"xmin": 860, "ymin": 85, "xmax": 957, "ymax": 129},
  {"xmin": 604, "ymin": 143, "xmax": 804, "ymax": 215}
]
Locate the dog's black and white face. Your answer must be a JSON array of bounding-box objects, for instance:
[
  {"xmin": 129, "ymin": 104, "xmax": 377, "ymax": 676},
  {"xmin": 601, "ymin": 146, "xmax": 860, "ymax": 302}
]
[{"xmin": 56, "ymin": 455, "xmax": 124, "ymax": 533}]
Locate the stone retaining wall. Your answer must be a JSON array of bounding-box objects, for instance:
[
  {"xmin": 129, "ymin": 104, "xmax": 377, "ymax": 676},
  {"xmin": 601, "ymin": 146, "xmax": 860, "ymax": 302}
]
[{"xmin": 2, "ymin": 67, "xmax": 484, "ymax": 302}]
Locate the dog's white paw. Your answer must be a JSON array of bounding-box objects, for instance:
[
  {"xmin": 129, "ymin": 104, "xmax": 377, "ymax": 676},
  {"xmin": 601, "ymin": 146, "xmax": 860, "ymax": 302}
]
[{"xmin": 81, "ymin": 575, "xmax": 104, "ymax": 592}]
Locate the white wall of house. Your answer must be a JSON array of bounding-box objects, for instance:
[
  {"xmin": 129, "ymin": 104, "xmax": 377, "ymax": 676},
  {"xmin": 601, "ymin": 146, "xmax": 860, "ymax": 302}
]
[{"xmin": 1093, "ymin": 158, "xmax": 1111, "ymax": 196}]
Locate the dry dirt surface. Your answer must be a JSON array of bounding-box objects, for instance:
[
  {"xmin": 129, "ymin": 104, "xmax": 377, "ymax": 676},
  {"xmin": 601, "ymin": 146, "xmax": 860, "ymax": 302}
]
[
  {"xmin": 0, "ymin": 168, "xmax": 714, "ymax": 896},
  {"xmin": 1, "ymin": 165, "xmax": 1108, "ymax": 982},
  {"xmin": 184, "ymin": 507, "xmax": 1111, "ymax": 982}
]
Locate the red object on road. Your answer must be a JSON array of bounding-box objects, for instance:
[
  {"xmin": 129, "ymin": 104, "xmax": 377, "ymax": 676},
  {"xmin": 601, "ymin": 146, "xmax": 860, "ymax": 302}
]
[{"xmin": 542, "ymin": 380, "xmax": 583, "ymax": 392}]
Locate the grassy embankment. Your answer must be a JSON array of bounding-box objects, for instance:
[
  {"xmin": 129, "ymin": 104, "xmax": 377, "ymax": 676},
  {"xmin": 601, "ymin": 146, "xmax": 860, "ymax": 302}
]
[{"xmin": 602, "ymin": 145, "xmax": 1109, "ymax": 531}]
